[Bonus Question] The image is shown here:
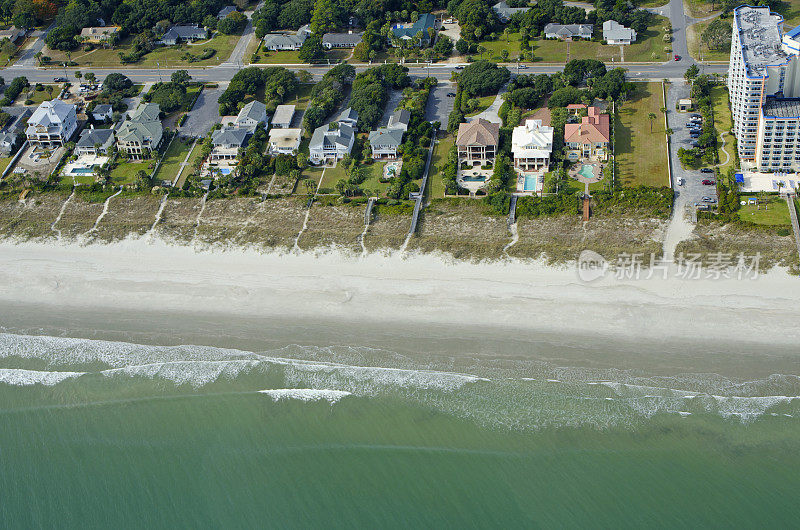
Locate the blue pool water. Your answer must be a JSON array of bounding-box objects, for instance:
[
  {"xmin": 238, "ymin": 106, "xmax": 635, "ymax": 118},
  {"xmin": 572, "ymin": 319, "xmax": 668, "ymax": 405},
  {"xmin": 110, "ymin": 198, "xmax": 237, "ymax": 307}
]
[
  {"xmin": 578, "ymin": 164, "xmax": 596, "ymax": 179},
  {"xmin": 71, "ymin": 166, "xmax": 97, "ymax": 175},
  {"xmin": 219, "ymin": 168, "xmax": 232, "ymax": 175},
  {"xmin": 462, "ymin": 175, "xmax": 486, "ymax": 182},
  {"xmin": 524, "ymin": 175, "xmax": 537, "ymax": 191}
]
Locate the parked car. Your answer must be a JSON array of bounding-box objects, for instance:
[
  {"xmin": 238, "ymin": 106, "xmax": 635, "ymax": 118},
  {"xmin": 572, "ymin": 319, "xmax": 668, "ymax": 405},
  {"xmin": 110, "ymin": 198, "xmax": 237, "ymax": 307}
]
[
  {"xmin": 674, "ymin": 54, "xmax": 680, "ymax": 61},
  {"xmin": 690, "ymin": 142, "xmax": 700, "ymax": 148},
  {"xmin": 690, "ymin": 114, "xmax": 702, "ymax": 119},
  {"xmin": 678, "ymin": 178, "xmax": 685, "ymax": 186},
  {"xmin": 702, "ymin": 197, "xmax": 717, "ymax": 203},
  {"xmin": 690, "ymin": 132, "xmax": 701, "ymax": 138},
  {"xmin": 446, "ymin": 92, "xmax": 456, "ymax": 97},
  {"xmin": 700, "ymin": 168, "xmax": 714, "ymax": 173},
  {"xmin": 702, "ymin": 179, "xmax": 716, "ymax": 185},
  {"xmin": 455, "ymin": 66, "xmax": 464, "ymax": 70}
]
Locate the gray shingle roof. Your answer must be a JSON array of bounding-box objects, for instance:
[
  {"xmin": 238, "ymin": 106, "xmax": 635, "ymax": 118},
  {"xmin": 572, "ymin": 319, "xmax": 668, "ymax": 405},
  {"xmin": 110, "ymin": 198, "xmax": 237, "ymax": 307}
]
[
  {"xmin": 321, "ymin": 32, "xmax": 363, "ymax": 46},
  {"xmin": 76, "ymin": 128, "xmax": 114, "ymax": 148},
  {"xmin": 162, "ymin": 24, "xmax": 207, "ymax": 41},
  {"xmin": 272, "ymin": 104, "xmax": 295, "ymax": 125},
  {"xmin": 388, "ymin": 108, "xmax": 411, "ymax": 129},
  {"xmin": 212, "ymin": 127, "xmax": 249, "ymax": 147},
  {"xmin": 336, "ymin": 107, "xmax": 359, "ymax": 123},
  {"xmin": 368, "ymin": 127, "xmax": 404, "ymax": 148},
  {"xmin": 310, "ymin": 123, "xmax": 354, "ymax": 151},
  {"xmin": 235, "ymin": 100, "xmax": 267, "ymax": 124}
]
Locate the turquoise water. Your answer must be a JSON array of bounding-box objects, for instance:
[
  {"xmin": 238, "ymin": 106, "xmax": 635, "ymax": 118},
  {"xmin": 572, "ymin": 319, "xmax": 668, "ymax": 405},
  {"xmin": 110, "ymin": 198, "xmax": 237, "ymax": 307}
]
[
  {"xmin": 219, "ymin": 168, "xmax": 232, "ymax": 175},
  {"xmin": 70, "ymin": 166, "xmax": 97, "ymax": 175},
  {"xmin": 524, "ymin": 174, "xmax": 537, "ymax": 191},
  {"xmin": 462, "ymin": 175, "xmax": 486, "ymax": 182},
  {"xmin": 578, "ymin": 164, "xmax": 596, "ymax": 179},
  {"xmin": 1, "ymin": 331, "xmax": 799, "ymax": 527}
]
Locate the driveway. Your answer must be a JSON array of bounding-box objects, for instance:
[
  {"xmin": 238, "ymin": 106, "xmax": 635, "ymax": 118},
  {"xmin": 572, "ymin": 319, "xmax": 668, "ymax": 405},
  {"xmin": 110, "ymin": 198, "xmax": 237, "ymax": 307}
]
[
  {"xmin": 425, "ymin": 83, "xmax": 455, "ymax": 129},
  {"xmin": 180, "ymin": 87, "xmax": 223, "ymax": 137},
  {"xmin": 379, "ymin": 89, "xmax": 404, "ymax": 127},
  {"xmin": 467, "ymin": 84, "xmax": 507, "ymax": 124}
]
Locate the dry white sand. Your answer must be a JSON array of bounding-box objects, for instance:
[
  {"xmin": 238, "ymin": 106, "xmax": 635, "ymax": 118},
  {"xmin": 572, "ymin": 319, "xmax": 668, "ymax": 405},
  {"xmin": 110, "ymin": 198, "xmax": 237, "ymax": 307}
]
[{"xmin": 1, "ymin": 236, "xmax": 799, "ymax": 346}]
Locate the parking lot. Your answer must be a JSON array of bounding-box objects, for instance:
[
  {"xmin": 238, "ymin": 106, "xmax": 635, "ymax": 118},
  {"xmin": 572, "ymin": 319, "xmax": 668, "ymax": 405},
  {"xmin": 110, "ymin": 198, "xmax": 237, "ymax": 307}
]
[
  {"xmin": 180, "ymin": 87, "xmax": 223, "ymax": 138},
  {"xmin": 667, "ymin": 82, "xmax": 718, "ymax": 214},
  {"xmin": 425, "ymin": 82, "xmax": 455, "ymax": 130}
]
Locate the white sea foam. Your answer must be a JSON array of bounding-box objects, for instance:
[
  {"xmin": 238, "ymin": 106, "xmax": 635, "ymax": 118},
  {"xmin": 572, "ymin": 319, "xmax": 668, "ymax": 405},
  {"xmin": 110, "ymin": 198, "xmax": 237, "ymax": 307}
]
[
  {"xmin": 101, "ymin": 360, "xmax": 263, "ymax": 388},
  {"xmin": 0, "ymin": 368, "xmax": 84, "ymax": 386},
  {"xmin": 259, "ymin": 389, "xmax": 352, "ymax": 403}
]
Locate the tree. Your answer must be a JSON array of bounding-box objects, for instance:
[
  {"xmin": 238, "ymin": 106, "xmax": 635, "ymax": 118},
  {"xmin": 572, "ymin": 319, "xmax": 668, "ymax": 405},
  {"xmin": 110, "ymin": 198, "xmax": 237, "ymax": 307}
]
[
  {"xmin": 171, "ymin": 70, "xmax": 191, "ymax": 85},
  {"xmin": 309, "ymin": 0, "xmax": 336, "ymax": 35},
  {"xmin": 666, "ymin": 127, "xmax": 673, "ymax": 136},
  {"xmin": 702, "ymin": 18, "xmax": 732, "ymax": 51},
  {"xmin": 296, "ymin": 70, "xmax": 313, "ymax": 83},
  {"xmin": 648, "ymin": 112, "xmax": 657, "ymax": 132},
  {"xmin": 74, "ymin": 71, "xmax": 82, "ymax": 80},
  {"xmin": 684, "ymin": 64, "xmax": 699, "ymax": 82},
  {"xmin": 298, "ymin": 34, "xmax": 325, "ymax": 63},
  {"xmin": 218, "ymin": 12, "xmax": 247, "ymax": 35},
  {"xmin": 455, "ymin": 38, "xmax": 469, "ymax": 55},
  {"xmin": 45, "ymin": 25, "xmax": 79, "ymax": 51}
]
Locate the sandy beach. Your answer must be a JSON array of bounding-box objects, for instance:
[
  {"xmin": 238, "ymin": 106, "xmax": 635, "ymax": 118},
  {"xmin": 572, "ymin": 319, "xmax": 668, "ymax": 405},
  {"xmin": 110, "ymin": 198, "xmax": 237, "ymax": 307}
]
[{"xmin": 1, "ymin": 236, "xmax": 800, "ymax": 351}]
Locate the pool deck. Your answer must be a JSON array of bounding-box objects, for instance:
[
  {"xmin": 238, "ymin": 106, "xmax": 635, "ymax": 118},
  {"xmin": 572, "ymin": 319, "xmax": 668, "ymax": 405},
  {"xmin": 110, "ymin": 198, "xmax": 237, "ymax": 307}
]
[
  {"xmin": 569, "ymin": 161, "xmax": 604, "ymax": 185},
  {"xmin": 61, "ymin": 154, "xmax": 109, "ymax": 177}
]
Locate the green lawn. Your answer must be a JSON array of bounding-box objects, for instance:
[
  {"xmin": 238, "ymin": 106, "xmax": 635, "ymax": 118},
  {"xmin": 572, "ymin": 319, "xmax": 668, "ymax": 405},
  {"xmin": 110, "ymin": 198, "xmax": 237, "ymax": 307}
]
[
  {"xmin": 109, "ymin": 160, "xmax": 154, "ymax": 185},
  {"xmin": 44, "ymin": 33, "xmax": 241, "ymax": 68},
  {"xmin": 154, "ymin": 137, "xmax": 193, "ymax": 183},
  {"xmin": 0, "ymin": 156, "xmax": 13, "ymax": 174},
  {"xmin": 737, "ymin": 195, "xmax": 791, "ymax": 225},
  {"xmin": 687, "ymin": 17, "xmax": 731, "ymax": 63},
  {"xmin": 616, "ymin": 82, "xmax": 669, "ymax": 187},
  {"xmin": 359, "ymin": 161, "xmax": 390, "ymax": 196},
  {"xmin": 19, "ymin": 84, "xmax": 62, "ymax": 105},
  {"xmin": 317, "ymin": 160, "xmax": 389, "ymax": 196},
  {"xmin": 465, "ymin": 94, "xmax": 498, "ymax": 117},
  {"xmin": 776, "ymin": 0, "xmax": 800, "ymax": 27},
  {"xmin": 289, "ymin": 83, "xmax": 315, "ymax": 110},
  {"xmin": 254, "ymin": 49, "xmax": 348, "ymax": 65},
  {"xmin": 710, "ymin": 85, "xmax": 734, "ymax": 173},
  {"xmin": 427, "ymin": 133, "xmax": 455, "ymax": 198},
  {"xmin": 479, "ymin": 16, "xmax": 670, "ymax": 63}
]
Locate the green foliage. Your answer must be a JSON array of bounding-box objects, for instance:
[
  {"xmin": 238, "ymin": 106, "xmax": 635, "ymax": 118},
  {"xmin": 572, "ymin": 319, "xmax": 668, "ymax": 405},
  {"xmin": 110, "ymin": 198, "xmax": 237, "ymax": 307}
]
[
  {"xmin": 218, "ymin": 12, "xmax": 247, "ymax": 35},
  {"xmin": 0, "ymin": 76, "xmax": 28, "ymax": 106},
  {"xmin": 302, "ymin": 63, "xmax": 355, "ymax": 131},
  {"xmin": 516, "ymin": 191, "xmax": 580, "ymax": 218},
  {"xmin": 701, "ymin": 18, "xmax": 732, "ymax": 51},
  {"xmin": 349, "ymin": 64, "xmax": 411, "ymax": 131},
  {"xmin": 298, "ymin": 34, "xmax": 326, "ymax": 63},
  {"xmin": 144, "ymin": 81, "xmax": 192, "ymax": 113},
  {"xmin": 45, "ymin": 25, "xmax": 80, "ymax": 51},
  {"xmin": 218, "ymin": 67, "xmax": 298, "ymax": 115},
  {"xmin": 458, "ymin": 60, "xmax": 510, "ymax": 98}
]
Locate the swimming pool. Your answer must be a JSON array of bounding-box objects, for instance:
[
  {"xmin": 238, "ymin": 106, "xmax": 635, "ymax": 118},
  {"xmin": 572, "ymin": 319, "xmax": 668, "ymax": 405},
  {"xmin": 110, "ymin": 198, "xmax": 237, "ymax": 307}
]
[
  {"xmin": 219, "ymin": 168, "xmax": 232, "ymax": 175},
  {"xmin": 523, "ymin": 175, "xmax": 537, "ymax": 191},
  {"xmin": 577, "ymin": 164, "xmax": 596, "ymax": 179},
  {"xmin": 462, "ymin": 175, "xmax": 486, "ymax": 182},
  {"xmin": 70, "ymin": 166, "xmax": 97, "ymax": 175}
]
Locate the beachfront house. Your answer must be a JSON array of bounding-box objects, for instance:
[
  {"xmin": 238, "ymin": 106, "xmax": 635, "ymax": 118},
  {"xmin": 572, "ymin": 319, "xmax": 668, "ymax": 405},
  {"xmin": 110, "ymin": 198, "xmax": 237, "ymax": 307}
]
[
  {"xmin": 564, "ymin": 106, "xmax": 610, "ymax": 161},
  {"xmin": 602, "ymin": 20, "xmax": 636, "ymax": 45},
  {"xmin": 543, "ymin": 23, "xmax": 593, "ymax": 40},
  {"xmin": 322, "ymin": 32, "xmax": 363, "ymax": 49},
  {"xmin": 492, "ymin": 1, "xmax": 531, "ymax": 23},
  {"xmin": 511, "ymin": 119, "xmax": 554, "ymax": 172},
  {"xmin": 456, "ymin": 118, "xmax": 500, "ymax": 164},
  {"xmin": 210, "ymin": 127, "xmax": 249, "ymax": 161},
  {"xmin": 234, "ymin": 100, "xmax": 268, "ymax": 131},
  {"xmin": 335, "ymin": 107, "xmax": 359, "ymax": 128},
  {"xmin": 387, "ymin": 108, "xmax": 411, "ymax": 132},
  {"xmin": 159, "ymin": 24, "xmax": 208, "ymax": 46},
  {"xmin": 116, "ymin": 102, "xmax": 163, "ymax": 159},
  {"xmin": 272, "ymin": 105, "xmax": 295, "ymax": 128},
  {"xmin": 389, "ymin": 13, "xmax": 437, "ymax": 46},
  {"xmin": 309, "ymin": 122, "xmax": 355, "ymax": 163},
  {"xmin": 368, "ymin": 127, "xmax": 404, "ymax": 159},
  {"xmin": 75, "ymin": 127, "xmax": 114, "ymax": 156},
  {"xmin": 268, "ymin": 128, "xmax": 302, "ymax": 154},
  {"xmin": 25, "ymin": 100, "xmax": 77, "ymax": 147}
]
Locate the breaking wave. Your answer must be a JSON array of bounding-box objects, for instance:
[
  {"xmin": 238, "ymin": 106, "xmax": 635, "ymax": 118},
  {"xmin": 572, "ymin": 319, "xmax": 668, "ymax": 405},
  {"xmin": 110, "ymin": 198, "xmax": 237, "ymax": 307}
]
[
  {"xmin": 259, "ymin": 389, "xmax": 352, "ymax": 403},
  {"xmin": 1, "ymin": 332, "xmax": 798, "ymax": 429}
]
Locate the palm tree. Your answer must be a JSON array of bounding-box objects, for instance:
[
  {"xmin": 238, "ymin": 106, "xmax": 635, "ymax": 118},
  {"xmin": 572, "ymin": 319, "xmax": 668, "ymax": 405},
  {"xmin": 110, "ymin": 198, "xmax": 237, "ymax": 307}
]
[
  {"xmin": 665, "ymin": 128, "xmax": 673, "ymax": 136},
  {"xmin": 648, "ymin": 112, "xmax": 657, "ymax": 133},
  {"xmin": 777, "ymin": 180, "xmax": 785, "ymax": 196}
]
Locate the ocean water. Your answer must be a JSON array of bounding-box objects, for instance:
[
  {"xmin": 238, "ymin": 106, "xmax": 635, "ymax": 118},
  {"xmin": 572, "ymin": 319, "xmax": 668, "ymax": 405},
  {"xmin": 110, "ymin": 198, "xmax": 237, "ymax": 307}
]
[{"xmin": 1, "ymin": 324, "xmax": 799, "ymax": 527}]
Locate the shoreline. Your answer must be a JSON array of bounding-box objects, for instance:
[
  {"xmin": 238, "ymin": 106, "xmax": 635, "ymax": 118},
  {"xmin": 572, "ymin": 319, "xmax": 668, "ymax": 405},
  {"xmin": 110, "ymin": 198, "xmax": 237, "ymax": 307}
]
[{"xmin": 1, "ymin": 235, "xmax": 800, "ymax": 353}]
